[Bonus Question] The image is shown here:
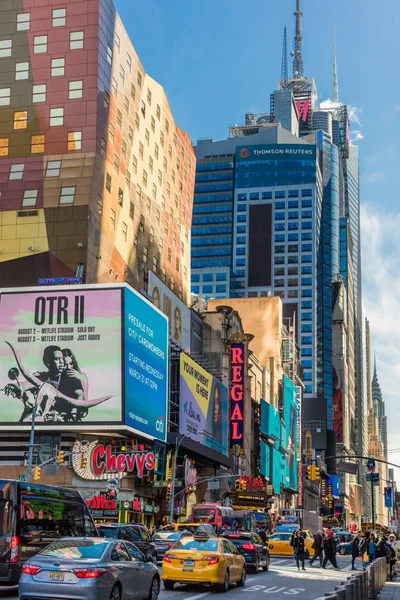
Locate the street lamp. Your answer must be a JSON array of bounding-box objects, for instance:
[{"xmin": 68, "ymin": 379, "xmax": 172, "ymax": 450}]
[{"xmin": 169, "ymin": 431, "xmax": 207, "ymax": 524}]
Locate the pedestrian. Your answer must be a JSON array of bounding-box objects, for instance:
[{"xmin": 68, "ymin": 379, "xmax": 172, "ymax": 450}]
[
  {"xmin": 258, "ymin": 527, "xmax": 267, "ymax": 544},
  {"xmin": 367, "ymin": 533, "xmax": 376, "ymax": 564},
  {"xmin": 322, "ymin": 530, "xmax": 340, "ymax": 570},
  {"xmin": 309, "ymin": 530, "xmax": 323, "ymax": 567},
  {"xmin": 293, "ymin": 530, "xmax": 307, "ymax": 571},
  {"xmin": 376, "ymin": 535, "xmax": 387, "ymax": 559},
  {"xmin": 351, "ymin": 532, "xmax": 362, "ymax": 570}
]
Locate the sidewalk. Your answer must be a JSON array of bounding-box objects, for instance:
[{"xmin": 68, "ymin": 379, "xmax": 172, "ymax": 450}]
[{"xmin": 377, "ymin": 577, "xmax": 400, "ymax": 600}]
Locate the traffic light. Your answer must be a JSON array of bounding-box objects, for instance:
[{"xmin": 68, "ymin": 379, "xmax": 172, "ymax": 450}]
[
  {"xmin": 166, "ymin": 482, "xmax": 172, "ymax": 503},
  {"xmin": 314, "ymin": 467, "xmax": 321, "ymax": 480},
  {"xmin": 80, "ymin": 455, "xmax": 88, "ymax": 469},
  {"xmin": 235, "ymin": 479, "xmax": 241, "ymax": 491},
  {"xmin": 57, "ymin": 451, "xmax": 65, "ymax": 464},
  {"xmin": 240, "ymin": 478, "xmax": 247, "ymax": 491},
  {"xmin": 33, "ymin": 465, "xmax": 41, "ymax": 481},
  {"xmin": 305, "ymin": 466, "xmax": 312, "ymax": 480}
]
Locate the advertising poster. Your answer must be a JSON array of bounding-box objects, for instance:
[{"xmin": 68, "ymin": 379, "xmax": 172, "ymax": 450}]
[
  {"xmin": 179, "ymin": 353, "xmax": 228, "ymax": 456},
  {"xmin": 0, "ymin": 287, "xmax": 122, "ymax": 426},
  {"xmin": 148, "ymin": 273, "xmax": 190, "ymax": 351},
  {"xmin": 283, "ymin": 375, "xmax": 298, "ymax": 491},
  {"xmin": 385, "ymin": 487, "xmax": 393, "ymax": 509},
  {"xmin": 124, "ymin": 287, "xmax": 168, "ymax": 442}
]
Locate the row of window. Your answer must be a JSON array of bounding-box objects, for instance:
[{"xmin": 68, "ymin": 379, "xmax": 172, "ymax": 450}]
[
  {"xmin": 274, "ymin": 266, "xmax": 312, "ymax": 275},
  {"xmin": 275, "ymin": 211, "xmax": 313, "ymax": 220},
  {"xmin": 191, "ymin": 284, "xmax": 227, "ymax": 295},
  {"xmin": 236, "ymin": 189, "xmax": 313, "ymax": 201},
  {"xmin": 274, "ymin": 244, "xmax": 312, "ymax": 253},
  {"xmin": 273, "ymin": 278, "xmax": 313, "ymax": 287},
  {"xmin": 273, "ymin": 255, "xmax": 313, "ymax": 265},
  {"xmin": 13, "ymin": 8, "xmax": 67, "ymax": 34},
  {"xmin": 0, "ymin": 132, "xmax": 81, "ymax": 157},
  {"xmin": 274, "ymin": 222, "xmax": 312, "ymax": 231},
  {"xmin": 0, "ymin": 30, "xmax": 83, "ymax": 60},
  {"xmin": 274, "ymin": 233, "xmax": 312, "ymax": 242},
  {"xmin": 191, "ymin": 273, "xmax": 227, "ymax": 282},
  {"xmin": 0, "ymin": 80, "xmax": 83, "ymax": 108},
  {"xmin": 8, "ymin": 185, "xmax": 77, "ymax": 208}
]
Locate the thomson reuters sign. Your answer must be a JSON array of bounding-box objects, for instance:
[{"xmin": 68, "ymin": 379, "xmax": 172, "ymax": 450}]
[
  {"xmin": 238, "ymin": 144, "xmax": 315, "ymax": 158},
  {"xmin": 239, "ymin": 147, "xmax": 250, "ymax": 159},
  {"xmin": 72, "ymin": 440, "xmax": 155, "ymax": 480}
]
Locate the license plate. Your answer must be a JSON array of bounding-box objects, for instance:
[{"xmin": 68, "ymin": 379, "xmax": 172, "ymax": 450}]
[
  {"xmin": 184, "ymin": 560, "xmax": 195, "ymax": 566},
  {"xmin": 183, "ymin": 568, "xmax": 193, "ymax": 572},
  {"xmin": 49, "ymin": 572, "xmax": 64, "ymax": 581}
]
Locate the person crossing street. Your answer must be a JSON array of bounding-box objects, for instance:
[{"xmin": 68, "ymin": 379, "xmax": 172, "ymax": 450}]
[
  {"xmin": 322, "ymin": 530, "xmax": 340, "ymax": 570},
  {"xmin": 309, "ymin": 530, "xmax": 324, "ymax": 567}
]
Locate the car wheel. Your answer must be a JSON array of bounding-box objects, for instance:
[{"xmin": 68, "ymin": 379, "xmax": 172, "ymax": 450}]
[
  {"xmin": 164, "ymin": 581, "xmax": 175, "ymax": 590},
  {"xmin": 146, "ymin": 576, "xmax": 160, "ymax": 600},
  {"xmin": 263, "ymin": 556, "xmax": 270, "ymax": 571},
  {"xmin": 237, "ymin": 567, "xmax": 246, "ymax": 587},
  {"xmin": 339, "ymin": 547, "xmax": 346, "ymax": 556},
  {"xmin": 217, "ymin": 570, "xmax": 230, "ymax": 593},
  {"xmin": 110, "ymin": 584, "xmax": 121, "ymax": 600},
  {"xmin": 251, "ymin": 558, "xmax": 259, "ymax": 574}
]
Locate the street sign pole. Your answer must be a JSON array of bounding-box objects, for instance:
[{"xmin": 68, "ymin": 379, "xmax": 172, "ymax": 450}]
[{"xmin": 367, "ymin": 459, "xmax": 376, "ymax": 529}]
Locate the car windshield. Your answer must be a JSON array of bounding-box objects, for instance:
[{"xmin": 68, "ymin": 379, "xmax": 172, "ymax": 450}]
[
  {"xmin": 173, "ymin": 539, "xmax": 219, "ymax": 551},
  {"xmin": 40, "ymin": 540, "xmax": 107, "ymax": 560},
  {"xmin": 154, "ymin": 533, "xmax": 181, "ymax": 541},
  {"xmin": 97, "ymin": 527, "xmax": 118, "ymax": 539},
  {"xmin": 225, "ymin": 538, "xmax": 247, "ymax": 547}
]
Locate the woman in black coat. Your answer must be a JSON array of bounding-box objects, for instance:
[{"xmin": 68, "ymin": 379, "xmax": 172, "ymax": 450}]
[{"xmin": 293, "ymin": 530, "xmax": 307, "ymax": 571}]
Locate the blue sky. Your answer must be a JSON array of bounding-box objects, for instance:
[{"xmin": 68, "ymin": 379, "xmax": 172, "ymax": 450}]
[{"xmin": 115, "ymin": 0, "xmax": 400, "ymax": 481}]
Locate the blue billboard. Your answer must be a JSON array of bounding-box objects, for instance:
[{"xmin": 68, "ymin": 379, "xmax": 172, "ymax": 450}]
[
  {"xmin": 124, "ymin": 287, "xmax": 168, "ymax": 441},
  {"xmin": 283, "ymin": 375, "xmax": 298, "ymax": 492},
  {"xmin": 260, "ymin": 399, "xmax": 281, "ymax": 440}
]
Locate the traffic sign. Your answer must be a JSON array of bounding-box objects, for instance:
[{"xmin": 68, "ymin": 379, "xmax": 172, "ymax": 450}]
[
  {"xmin": 366, "ymin": 472, "xmax": 379, "ymax": 482},
  {"xmin": 367, "ymin": 458, "xmax": 376, "ymax": 472}
]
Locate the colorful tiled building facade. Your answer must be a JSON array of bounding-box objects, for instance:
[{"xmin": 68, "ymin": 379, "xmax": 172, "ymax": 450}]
[{"xmin": 0, "ymin": 0, "xmax": 195, "ymax": 301}]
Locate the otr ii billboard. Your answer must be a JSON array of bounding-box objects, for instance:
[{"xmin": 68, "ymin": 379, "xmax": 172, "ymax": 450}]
[
  {"xmin": 0, "ymin": 285, "xmax": 168, "ymax": 441},
  {"xmin": 179, "ymin": 354, "xmax": 228, "ymax": 456}
]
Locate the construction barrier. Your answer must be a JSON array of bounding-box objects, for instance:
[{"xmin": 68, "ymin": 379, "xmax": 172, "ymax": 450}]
[{"xmin": 316, "ymin": 557, "xmax": 387, "ymax": 600}]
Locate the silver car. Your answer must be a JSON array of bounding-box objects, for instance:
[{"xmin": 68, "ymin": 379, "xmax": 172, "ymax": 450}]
[{"xmin": 19, "ymin": 537, "xmax": 160, "ymax": 600}]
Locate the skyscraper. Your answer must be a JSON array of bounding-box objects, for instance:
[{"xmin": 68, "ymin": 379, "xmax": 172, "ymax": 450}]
[{"xmin": 372, "ymin": 358, "xmax": 388, "ymax": 460}]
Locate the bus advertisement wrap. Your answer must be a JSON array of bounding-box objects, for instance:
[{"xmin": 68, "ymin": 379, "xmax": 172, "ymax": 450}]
[
  {"xmin": 0, "ymin": 287, "xmax": 122, "ymax": 427},
  {"xmin": 179, "ymin": 354, "xmax": 228, "ymax": 456}
]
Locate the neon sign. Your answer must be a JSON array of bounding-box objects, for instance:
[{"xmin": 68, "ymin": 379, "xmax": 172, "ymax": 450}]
[
  {"xmin": 230, "ymin": 342, "xmax": 245, "ymax": 454},
  {"xmin": 91, "ymin": 444, "xmax": 155, "ymax": 477}
]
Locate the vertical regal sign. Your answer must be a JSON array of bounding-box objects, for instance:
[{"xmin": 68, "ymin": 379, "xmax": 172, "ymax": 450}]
[{"xmin": 229, "ymin": 334, "xmax": 246, "ymax": 456}]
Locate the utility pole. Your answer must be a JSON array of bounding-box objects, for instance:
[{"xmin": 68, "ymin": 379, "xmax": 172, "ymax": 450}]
[
  {"xmin": 371, "ymin": 475, "xmax": 375, "ymax": 530},
  {"xmin": 26, "ymin": 397, "xmax": 39, "ymax": 482}
]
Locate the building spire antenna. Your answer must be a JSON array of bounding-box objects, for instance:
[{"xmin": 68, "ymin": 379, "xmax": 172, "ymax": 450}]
[
  {"xmin": 293, "ymin": 0, "xmax": 304, "ymax": 79},
  {"xmin": 333, "ymin": 23, "xmax": 339, "ymax": 102},
  {"xmin": 281, "ymin": 23, "xmax": 288, "ymax": 86}
]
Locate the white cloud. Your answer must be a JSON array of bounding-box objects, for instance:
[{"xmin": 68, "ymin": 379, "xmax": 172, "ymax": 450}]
[
  {"xmin": 352, "ymin": 129, "xmax": 364, "ymax": 142},
  {"xmin": 348, "ymin": 104, "xmax": 363, "ymax": 126},
  {"xmin": 364, "ymin": 169, "xmax": 384, "ymax": 184},
  {"xmin": 361, "ymin": 204, "xmax": 400, "ymax": 482},
  {"xmin": 320, "ymin": 98, "xmax": 342, "ymax": 111}
]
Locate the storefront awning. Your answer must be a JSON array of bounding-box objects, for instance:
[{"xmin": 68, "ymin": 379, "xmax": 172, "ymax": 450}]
[{"xmin": 167, "ymin": 433, "xmax": 233, "ymax": 469}]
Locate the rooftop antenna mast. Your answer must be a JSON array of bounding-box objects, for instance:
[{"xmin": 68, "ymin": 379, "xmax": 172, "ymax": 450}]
[
  {"xmin": 333, "ymin": 23, "xmax": 339, "ymax": 102},
  {"xmin": 281, "ymin": 23, "xmax": 288, "ymax": 87},
  {"xmin": 293, "ymin": 0, "xmax": 304, "ymax": 79}
]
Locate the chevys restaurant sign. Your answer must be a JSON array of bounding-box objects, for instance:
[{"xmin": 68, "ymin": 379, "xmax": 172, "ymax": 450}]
[
  {"xmin": 229, "ymin": 342, "xmax": 245, "ymax": 455},
  {"xmin": 72, "ymin": 440, "xmax": 155, "ymax": 480}
]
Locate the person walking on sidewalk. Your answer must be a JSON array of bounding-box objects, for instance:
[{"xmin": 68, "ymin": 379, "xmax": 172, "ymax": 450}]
[
  {"xmin": 322, "ymin": 530, "xmax": 340, "ymax": 570},
  {"xmin": 309, "ymin": 530, "xmax": 324, "ymax": 567},
  {"xmin": 351, "ymin": 532, "xmax": 362, "ymax": 570},
  {"xmin": 293, "ymin": 529, "xmax": 307, "ymax": 571},
  {"xmin": 367, "ymin": 533, "xmax": 377, "ymax": 564}
]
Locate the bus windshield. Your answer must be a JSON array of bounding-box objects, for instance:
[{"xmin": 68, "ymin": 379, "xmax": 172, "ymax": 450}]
[
  {"xmin": 192, "ymin": 508, "xmax": 216, "ymax": 522},
  {"xmin": 20, "ymin": 496, "xmax": 96, "ymax": 539}
]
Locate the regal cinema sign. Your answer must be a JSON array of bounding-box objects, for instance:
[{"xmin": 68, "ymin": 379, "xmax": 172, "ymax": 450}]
[
  {"xmin": 229, "ymin": 334, "xmax": 246, "ymax": 455},
  {"xmin": 72, "ymin": 441, "xmax": 155, "ymax": 480}
]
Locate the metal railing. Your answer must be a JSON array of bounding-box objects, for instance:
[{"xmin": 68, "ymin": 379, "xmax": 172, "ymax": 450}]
[{"xmin": 314, "ymin": 557, "xmax": 388, "ymax": 600}]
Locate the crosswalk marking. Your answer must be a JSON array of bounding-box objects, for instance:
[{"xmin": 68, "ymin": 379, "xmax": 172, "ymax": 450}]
[{"xmin": 271, "ymin": 559, "xmax": 291, "ymax": 565}]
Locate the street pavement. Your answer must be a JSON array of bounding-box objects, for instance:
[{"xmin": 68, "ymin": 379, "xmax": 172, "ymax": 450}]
[{"xmin": 0, "ymin": 554, "xmax": 360, "ymax": 599}]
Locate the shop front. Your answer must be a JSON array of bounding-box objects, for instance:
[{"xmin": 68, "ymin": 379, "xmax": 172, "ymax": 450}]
[{"xmin": 82, "ymin": 492, "xmax": 161, "ymax": 528}]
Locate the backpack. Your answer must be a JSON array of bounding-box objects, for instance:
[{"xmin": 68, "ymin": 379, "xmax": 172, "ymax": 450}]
[{"xmin": 385, "ymin": 543, "xmax": 395, "ymax": 559}]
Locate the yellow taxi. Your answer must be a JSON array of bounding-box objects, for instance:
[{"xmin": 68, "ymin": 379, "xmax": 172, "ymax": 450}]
[
  {"xmin": 267, "ymin": 532, "xmax": 315, "ymax": 558},
  {"xmin": 162, "ymin": 533, "xmax": 246, "ymax": 592}
]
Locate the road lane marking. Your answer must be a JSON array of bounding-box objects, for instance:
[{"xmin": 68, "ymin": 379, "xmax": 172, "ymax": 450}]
[
  {"xmin": 271, "ymin": 559, "xmax": 290, "ymax": 565},
  {"xmin": 182, "ymin": 594, "xmax": 209, "ymax": 600}
]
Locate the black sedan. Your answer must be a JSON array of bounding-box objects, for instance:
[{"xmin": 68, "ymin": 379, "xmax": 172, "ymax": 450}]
[
  {"xmin": 152, "ymin": 531, "xmax": 190, "ymax": 561},
  {"xmin": 222, "ymin": 532, "xmax": 270, "ymax": 573},
  {"xmin": 96, "ymin": 524, "xmax": 157, "ymax": 564}
]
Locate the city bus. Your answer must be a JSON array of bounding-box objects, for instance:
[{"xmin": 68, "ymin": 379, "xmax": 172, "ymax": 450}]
[
  {"xmin": 0, "ymin": 480, "xmax": 97, "ymax": 585},
  {"xmin": 191, "ymin": 503, "xmax": 234, "ymax": 530}
]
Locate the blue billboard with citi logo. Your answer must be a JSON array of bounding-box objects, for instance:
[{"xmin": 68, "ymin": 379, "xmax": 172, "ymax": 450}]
[{"xmin": 124, "ymin": 287, "xmax": 168, "ymax": 442}]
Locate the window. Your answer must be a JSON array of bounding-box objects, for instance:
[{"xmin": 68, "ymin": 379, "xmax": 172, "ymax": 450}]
[
  {"xmin": 157, "ymin": 170, "xmax": 162, "ymax": 186},
  {"xmin": 167, "ymin": 248, "xmax": 171, "ymax": 262},
  {"xmin": 69, "ymin": 80, "xmax": 83, "ymax": 99},
  {"xmin": 173, "ymin": 132, "xmax": 177, "ymax": 146},
  {"xmin": 114, "ymin": 34, "xmax": 120, "ymax": 53},
  {"xmin": 145, "ymin": 128, "xmax": 149, "ymax": 145},
  {"xmin": 68, "ymin": 131, "xmax": 82, "ymax": 151},
  {"xmin": 127, "ymin": 53, "xmax": 132, "ymax": 72},
  {"xmin": 133, "ymin": 234, "xmax": 138, "ymax": 248},
  {"xmin": 123, "ymin": 96, "xmax": 129, "ymax": 115},
  {"xmin": 14, "ymin": 111, "xmax": 27, "ymax": 130},
  {"xmin": 17, "ymin": 13, "xmax": 30, "ymax": 31},
  {"xmin": 160, "ymin": 131, "xmax": 164, "ymax": 146},
  {"xmin": 301, "ymin": 336, "xmax": 312, "ymax": 345},
  {"xmin": 302, "ymin": 232, "xmax": 312, "ymax": 241},
  {"xmin": 170, "ymin": 276, "xmax": 175, "ymax": 292},
  {"xmin": 149, "ymin": 156, "xmax": 153, "ymax": 173},
  {"xmin": 142, "ymin": 170, "xmax": 147, "ymax": 187},
  {"xmin": 50, "ymin": 107, "xmax": 64, "ymax": 126},
  {"xmin": 302, "ymin": 301, "xmax": 312, "ymax": 309},
  {"xmin": 110, "ymin": 209, "xmax": 116, "ymax": 229},
  {"xmin": 60, "ymin": 186, "xmax": 75, "ymax": 204},
  {"xmin": 51, "ymin": 58, "xmax": 65, "ymax": 77},
  {"xmin": 122, "ymin": 222, "xmax": 127, "ymax": 242},
  {"xmin": 118, "ymin": 188, "xmax": 123, "ymax": 205},
  {"xmin": 107, "ymin": 45, "xmax": 113, "ymax": 65},
  {"xmin": 288, "ymin": 267, "xmax": 298, "ymax": 275},
  {"xmin": 0, "ymin": 88, "xmax": 10, "ymax": 106},
  {"xmin": 146, "ymin": 198, "xmax": 151, "ymax": 214},
  {"xmin": 22, "ymin": 190, "xmax": 38, "ymax": 207},
  {"xmin": 302, "ymin": 210, "xmax": 312, "ymax": 219},
  {"xmin": 156, "ymin": 104, "xmax": 161, "ymax": 120},
  {"xmin": 128, "ymin": 126, "xmax": 133, "ymax": 143},
  {"xmin": 136, "ymin": 185, "xmax": 141, "ymax": 202},
  {"xmin": 139, "ymin": 142, "xmax": 143, "ymax": 159},
  {"xmin": 119, "ymin": 65, "xmax": 125, "ymax": 84},
  {"xmin": 31, "ymin": 135, "xmax": 44, "ymax": 154},
  {"xmin": 52, "ymin": 8, "xmax": 66, "ymax": 27},
  {"xmin": 301, "ymin": 243, "xmax": 312, "ymax": 252},
  {"xmin": 302, "ymin": 189, "xmax": 312, "ymax": 197},
  {"xmin": 151, "ymin": 116, "xmax": 155, "ymax": 133},
  {"xmin": 117, "ymin": 109, "xmax": 122, "ymax": 128},
  {"xmin": 104, "ymin": 91, "xmax": 110, "ymax": 111},
  {"xmin": 97, "ymin": 194, "xmax": 103, "ymax": 215},
  {"xmin": 176, "ymin": 257, "xmax": 180, "ymax": 272},
  {"xmin": 168, "ymin": 144, "xmax": 172, "ymax": 159},
  {"xmin": 132, "ymin": 155, "xmax": 137, "ymax": 174},
  {"xmin": 112, "ymin": 78, "xmax": 118, "ymax": 96},
  {"xmin": 152, "ymin": 256, "xmax": 158, "ymax": 273},
  {"xmin": 288, "ymin": 290, "xmax": 298, "ymax": 298},
  {"xmin": 46, "ymin": 160, "xmax": 61, "ymax": 177},
  {"xmin": 152, "ymin": 183, "xmax": 156, "ymax": 200},
  {"xmin": 139, "ymin": 215, "xmax": 145, "ymax": 232},
  {"xmin": 149, "ymin": 226, "xmax": 154, "ymax": 244},
  {"xmin": 147, "ymin": 88, "xmax": 152, "ymax": 105},
  {"xmin": 137, "ymin": 72, "xmax": 143, "ymax": 88},
  {"xmin": 0, "ymin": 40, "xmax": 12, "ymax": 58},
  {"xmin": 15, "ymin": 62, "xmax": 29, "ymax": 81},
  {"xmin": 203, "ymin": 285, "xmax": 213, "ymax": 294},
  {"xmin": 33, "ymin": 36, "xmax": 47, "ymax": 55},
  {"xmin": 114, "ymin": 155, "xmax": 119, "ymax": 173},
  {"xmin": 109, "ymin": 124, "xmax": 115, "ymax": 144},
  {"xmin": 274, "ymin": 268, "xmax": 284, "ymax": 276},
  {"xmin": 216, "ymin": 273, "xmax": 227, "ymax": 281},
  {"xmin": 125, "ymin": 168, "xmax": 130, "ymax": 186},
  {"xmin": 70, "ymin": 31, "xmax": 83, "ymax": 50},
  {"xmin": 165, "ymin": 119, "xmax": 170, "ymax": 134},
  {"xmin": 105, "ymin": 173, "xmax": 111, "ymax": 192},
  {"xmin": 9, "ymin": 164, "xmax": 24, "ymax": 180}
]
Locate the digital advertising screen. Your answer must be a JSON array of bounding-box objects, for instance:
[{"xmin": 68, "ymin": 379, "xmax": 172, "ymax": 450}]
[{"xmin": 0, "ymin": 287, "xmax": 122, "ymax": 427}]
